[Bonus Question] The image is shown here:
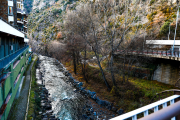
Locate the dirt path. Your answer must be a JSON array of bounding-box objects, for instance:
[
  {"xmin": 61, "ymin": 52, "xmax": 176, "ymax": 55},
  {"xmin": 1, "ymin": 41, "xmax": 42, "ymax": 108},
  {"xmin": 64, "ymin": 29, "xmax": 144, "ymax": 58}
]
[{"xmin": 7, "ymin": 55, "xmax": 37, "ymax": 120}]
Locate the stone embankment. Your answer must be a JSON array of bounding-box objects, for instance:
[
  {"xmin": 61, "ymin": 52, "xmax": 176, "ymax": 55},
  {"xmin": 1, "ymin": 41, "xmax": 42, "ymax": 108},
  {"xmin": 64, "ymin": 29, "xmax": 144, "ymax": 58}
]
[{"xmin": 35, "ymin": 55, "xmax": 122, "ymax": 120}]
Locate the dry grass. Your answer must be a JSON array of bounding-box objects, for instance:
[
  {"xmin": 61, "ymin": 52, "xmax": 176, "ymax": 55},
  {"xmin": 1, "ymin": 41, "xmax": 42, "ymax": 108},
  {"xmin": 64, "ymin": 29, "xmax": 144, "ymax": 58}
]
[{"xmin": 64, "ymin": 61, "xmax": 178, "ymax": 113}]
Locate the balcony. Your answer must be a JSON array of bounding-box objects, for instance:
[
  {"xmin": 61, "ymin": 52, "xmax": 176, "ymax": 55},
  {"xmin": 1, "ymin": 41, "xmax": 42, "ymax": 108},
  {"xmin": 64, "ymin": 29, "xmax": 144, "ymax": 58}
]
[
  {"xmin": 24, "ymin": 25, "xmax": 27, "ymax": 29},
  {"xmin": 23, "ymin": 18, "xmax": 27, "ymax": 22},
  {"xmin": 17, "ymin": 18, "xmax": 23, "ymax": 24},
  {"xmin": 17, "ymin": 8, "xmax": 23, "ymax": 14},
  {"xmin": 0, "ymin": 45, "xmax": 29, "ymax": 73}
]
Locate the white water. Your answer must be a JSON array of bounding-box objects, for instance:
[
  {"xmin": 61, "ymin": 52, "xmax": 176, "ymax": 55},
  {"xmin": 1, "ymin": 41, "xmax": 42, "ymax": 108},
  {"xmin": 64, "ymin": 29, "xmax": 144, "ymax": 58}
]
[{"xmin": 37, "ymin": 55, "xmax": 86, "ymax": 120}]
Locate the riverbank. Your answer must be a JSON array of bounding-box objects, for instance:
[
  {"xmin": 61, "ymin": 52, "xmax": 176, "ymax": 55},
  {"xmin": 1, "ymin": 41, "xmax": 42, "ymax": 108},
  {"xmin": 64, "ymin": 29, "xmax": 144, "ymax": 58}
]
[
  {"xmin": 25, "ymin": 55, "xmax": 179, "ymax": 119},
  {"xmin": 64, "ymin": 61, "xmax": 179, "ymax": 113},
  {"xmin": 29, "ymin": 55, "xmax": 117, "ymax": 120}
]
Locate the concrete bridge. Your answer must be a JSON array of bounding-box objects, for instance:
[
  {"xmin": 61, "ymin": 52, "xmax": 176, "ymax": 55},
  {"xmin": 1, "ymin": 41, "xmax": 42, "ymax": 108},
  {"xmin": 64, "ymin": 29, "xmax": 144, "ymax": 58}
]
[
  {"xmin": 111, "ymin": 40, "xmax": 180, "ymax": 119},
  {"xmin": 115, "ymin": 49, "xmax": 180, "ymax": 61}
]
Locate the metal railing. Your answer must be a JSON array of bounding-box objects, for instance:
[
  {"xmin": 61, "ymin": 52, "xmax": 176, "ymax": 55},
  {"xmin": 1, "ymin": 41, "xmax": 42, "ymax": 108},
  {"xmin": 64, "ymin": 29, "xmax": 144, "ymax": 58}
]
[
  {"xmin": 0, "ymin": 45, "xmax": 29, "ymax": 72},
  {"xmin": 117, "ymin": 49, "xmax": 180, "ymax": 58},
  {"xmin": 110, "ymin": 95, "xmax": 180, "ymax": 120},
  {"xmin": 139, "ymin": 101, "xmax": 180, "ymax": 120}
]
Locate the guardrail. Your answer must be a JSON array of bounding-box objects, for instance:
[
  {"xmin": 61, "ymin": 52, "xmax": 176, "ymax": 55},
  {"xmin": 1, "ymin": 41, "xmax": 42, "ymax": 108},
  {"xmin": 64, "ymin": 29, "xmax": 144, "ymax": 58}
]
[
  {"xmin": 0, "ymin": 45, "xmax": 29, "ymax": 72},
  {"xmin": 116, "ymin": 49, "xmax": 180, "ymax": 58},
  {"xmin": 139, "ymin": 100, "xmax": 180, "ymax": 120},
  {"xmin": 110, "ymin": 95, "xmax": 180, "ymax": 120}
]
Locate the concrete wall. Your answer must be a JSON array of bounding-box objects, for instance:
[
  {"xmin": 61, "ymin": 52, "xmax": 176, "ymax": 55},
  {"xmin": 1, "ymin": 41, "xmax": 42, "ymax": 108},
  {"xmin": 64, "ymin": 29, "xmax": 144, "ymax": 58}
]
[{"xmin": 153, "ymin": 63, "xmax": 180, "ymax": 85}]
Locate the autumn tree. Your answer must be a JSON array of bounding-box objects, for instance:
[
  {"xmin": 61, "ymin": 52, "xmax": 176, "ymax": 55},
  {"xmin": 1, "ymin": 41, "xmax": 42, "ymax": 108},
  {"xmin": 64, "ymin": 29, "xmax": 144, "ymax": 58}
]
[{"xmin": 64, "ymin": 0, "xmax": 149, "ymax": 91}]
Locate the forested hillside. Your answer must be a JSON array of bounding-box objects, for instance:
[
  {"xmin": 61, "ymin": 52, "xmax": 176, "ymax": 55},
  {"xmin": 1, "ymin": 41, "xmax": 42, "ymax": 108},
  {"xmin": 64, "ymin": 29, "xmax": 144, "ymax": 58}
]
[
  {"xmin": 28, "ymin": 0, "xmax": 180, "ymax": 45},
  {"xmin": 27, "ymin": 0, "xmax": 180, "ymax": 114},
  {"xmin": 24, "ymin": 0, "xmax": 33, "ymax": 14}
]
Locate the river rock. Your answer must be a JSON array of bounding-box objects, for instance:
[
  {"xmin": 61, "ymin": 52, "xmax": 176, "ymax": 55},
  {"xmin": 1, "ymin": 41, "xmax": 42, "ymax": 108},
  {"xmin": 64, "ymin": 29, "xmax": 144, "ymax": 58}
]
[
  {"xmin": 111, "ymin": 106, "xmax": 118, "ymax": 112},
  {"xmin": 117, "ymin": 109, "xmax": 124, "ymax": 115}
]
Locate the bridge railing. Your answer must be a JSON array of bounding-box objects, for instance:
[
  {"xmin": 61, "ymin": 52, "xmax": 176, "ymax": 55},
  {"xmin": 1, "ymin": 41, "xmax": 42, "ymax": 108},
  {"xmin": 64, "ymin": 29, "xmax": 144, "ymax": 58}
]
[
  {"xmin": 110, "ymin": 95, "xmax": 180, "ymax": 120},
  {"xmin": 117, "ymin": 49, "xmax": 180, "ymax": 57}
]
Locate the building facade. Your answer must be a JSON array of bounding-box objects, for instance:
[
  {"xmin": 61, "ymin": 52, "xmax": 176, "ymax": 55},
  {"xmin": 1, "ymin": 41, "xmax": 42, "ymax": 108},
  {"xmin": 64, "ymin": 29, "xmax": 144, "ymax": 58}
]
[
  {"xmin": 1, "ymin": 0, "xmax": 28, "ymax": 35},
  {"xmin": 0, "ymin": 0, "xmax": 29, "ymax": 120},
  {"xmin": 0, "ymin": 0, "xmax": 8, "ymax": 22},
  {"xmin": 16, "ymin": 0, "xmax": 28, "ymax": 36}
]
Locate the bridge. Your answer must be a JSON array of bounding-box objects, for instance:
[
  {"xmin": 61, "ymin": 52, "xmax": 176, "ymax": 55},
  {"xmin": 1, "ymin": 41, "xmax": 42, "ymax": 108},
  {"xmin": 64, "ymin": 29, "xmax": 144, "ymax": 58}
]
[
  {"xmin": 115, "ymin": 49, "xmax": 180, "ymax": 61},
  {"xmin": 111, "ymin": 90, "xmax": 180, "ymax": 120},
  {"xmin": 111, "ymin": 40, "xmax": 180, "ymax": 120},
  {"xmin": 111, "ymin": 39, "xmax": 180, "ymax": 119}
]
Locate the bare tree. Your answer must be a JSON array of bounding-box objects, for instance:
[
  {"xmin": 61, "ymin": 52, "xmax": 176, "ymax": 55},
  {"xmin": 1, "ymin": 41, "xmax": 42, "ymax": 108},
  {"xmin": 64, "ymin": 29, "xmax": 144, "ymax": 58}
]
[
  {"xmin": 64, "ymin": 0, "xmax": 149, "ymax": 91},
  {"xmin": 65, "ymin": 3, "xmax": 112, "ymax": 90},
  {"xmin": 47, "ymin": 40, "xmax": 66, "ymax": 63}
]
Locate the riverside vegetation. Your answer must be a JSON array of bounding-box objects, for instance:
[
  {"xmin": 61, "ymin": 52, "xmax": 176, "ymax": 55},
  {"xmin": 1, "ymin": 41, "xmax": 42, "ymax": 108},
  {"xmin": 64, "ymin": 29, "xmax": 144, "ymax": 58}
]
[{"xmin": 26, "ymin": 0, "xmax": 180, "ymax": 119}]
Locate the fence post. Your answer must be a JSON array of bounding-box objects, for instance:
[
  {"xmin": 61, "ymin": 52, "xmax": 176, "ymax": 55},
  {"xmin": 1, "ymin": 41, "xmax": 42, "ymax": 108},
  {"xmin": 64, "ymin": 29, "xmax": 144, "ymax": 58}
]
[{"xmin": 174, "ymin": 90, "xmax": 180, "ymax": 120}]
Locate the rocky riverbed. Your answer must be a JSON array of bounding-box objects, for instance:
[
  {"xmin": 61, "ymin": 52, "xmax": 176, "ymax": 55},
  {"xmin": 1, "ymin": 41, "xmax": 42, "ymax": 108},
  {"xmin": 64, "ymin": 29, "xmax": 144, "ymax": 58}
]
[{"xmin": 36, "ymin": 55, "xmax": 120, "ymax": 120}]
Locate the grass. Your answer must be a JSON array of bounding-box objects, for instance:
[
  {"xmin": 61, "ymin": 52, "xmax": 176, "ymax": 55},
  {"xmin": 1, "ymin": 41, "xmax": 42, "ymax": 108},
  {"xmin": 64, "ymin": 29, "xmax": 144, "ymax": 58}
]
[
  {"xmin": 21, "ymin": 60, "xmax": 33, "ymax": 91},
  {"xmin": 7, "ymin": 97, "xmax": 22, "ymax": 120},
  {"xmin": 27, "ymin": 56, "xmax": 41, "ymax": 120},
  {"xmin": 64, "ymin": 61, "xmax": 179, "ymax": 113},
  {"xmin": 81, "ymin": 51, "xmax": 102, "ymax": 59}
]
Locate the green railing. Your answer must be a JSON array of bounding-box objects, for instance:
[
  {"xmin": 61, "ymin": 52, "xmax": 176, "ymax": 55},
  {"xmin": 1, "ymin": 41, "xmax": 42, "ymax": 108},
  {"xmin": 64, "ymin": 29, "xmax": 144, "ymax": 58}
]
[{"xmin": 0, "ymin": 45, "xmax": 29, "ymax": 72}]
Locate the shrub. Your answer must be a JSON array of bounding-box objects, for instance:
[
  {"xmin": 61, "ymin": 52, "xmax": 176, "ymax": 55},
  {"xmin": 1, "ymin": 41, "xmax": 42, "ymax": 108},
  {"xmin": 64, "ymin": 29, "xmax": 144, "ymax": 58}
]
[
  {"xmin": 56, "ymin": 32, "xmax": 62, "ymax": 39},
  {"xmin": 160, "ymin": 21, "xmax": 170, "ymax": 35},
  {"xmin": 150, "ymin": 0, "xmax": 155, "ymax": 6},
  {"xmin": 147, "ymin": 11, "xmax": 157, "ymax": 21}
]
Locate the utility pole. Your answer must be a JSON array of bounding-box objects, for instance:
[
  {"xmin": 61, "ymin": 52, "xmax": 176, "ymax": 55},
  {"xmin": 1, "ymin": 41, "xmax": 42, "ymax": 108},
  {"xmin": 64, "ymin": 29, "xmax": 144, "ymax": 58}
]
[{"xmin": 172, "ymin": 0, "xmax": 179, "ymax": 55}]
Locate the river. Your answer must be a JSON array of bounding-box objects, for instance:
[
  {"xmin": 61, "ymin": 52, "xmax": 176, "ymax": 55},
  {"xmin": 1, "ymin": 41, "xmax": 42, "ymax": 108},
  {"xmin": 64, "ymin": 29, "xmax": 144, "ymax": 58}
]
[{"xmin": 36, "ymin": 55, "xmax": 116, "ymax": 120}]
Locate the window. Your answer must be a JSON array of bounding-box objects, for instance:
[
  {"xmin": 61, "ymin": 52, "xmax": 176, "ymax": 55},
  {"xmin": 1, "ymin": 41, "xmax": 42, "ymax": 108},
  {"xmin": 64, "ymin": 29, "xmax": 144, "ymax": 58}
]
[
  {"xmin": 8, "ymin": 7, "xmax": 13, "ymax": 15},
  {"xmin": 17, "ymin": 3, "xmax": 20, "ymax": 8}
]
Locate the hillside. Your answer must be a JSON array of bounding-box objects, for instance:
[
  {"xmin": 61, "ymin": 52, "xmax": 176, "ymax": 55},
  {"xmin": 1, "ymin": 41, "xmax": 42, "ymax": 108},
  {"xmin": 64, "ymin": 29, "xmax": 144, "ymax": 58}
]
[
  {"xmin": 26, "ymin": 0, "xmax": 180, "ymax": 118},
  {"xmin": 27, "ymin": 0, "xmax": 180, "ymax": 44},
  {"xmin": 27, "ymin": 0, "xmax": 80, "ymax": 44}
]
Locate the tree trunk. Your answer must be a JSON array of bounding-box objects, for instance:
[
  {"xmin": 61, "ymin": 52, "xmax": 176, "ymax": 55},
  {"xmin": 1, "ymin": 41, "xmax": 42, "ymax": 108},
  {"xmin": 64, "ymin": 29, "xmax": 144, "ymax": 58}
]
[
  {"xmin": 73, "ymin": 50, "xmax": 77, "ymax": 74},
  {"xmin": 81, "ymin": 45, "xmax": 88, "ymax": 83},
  {"xmin": 81, "ymin": 63, "xmax": 88, "ymax": 83},
  {"xmin": 123, "ymin": 54, "xmax": 126, "ymax": 83},
  {"xmin": 110, "ymin": 55, "xmax": 116, "ymax": 87},
  {"xmin": 95, "ymin": 52, "xmax": 111, "ymax": 91}
]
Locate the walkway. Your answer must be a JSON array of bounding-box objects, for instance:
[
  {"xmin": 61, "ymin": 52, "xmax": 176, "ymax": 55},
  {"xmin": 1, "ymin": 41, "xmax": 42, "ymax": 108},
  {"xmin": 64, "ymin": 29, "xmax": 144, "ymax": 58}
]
[
  {"xmin": 115, "ymin": 50, "xmax": 180, "ymax": 61},
  {"xmin": 7, "ymin": 55, "xmax": 37, "ymax": 120}
]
